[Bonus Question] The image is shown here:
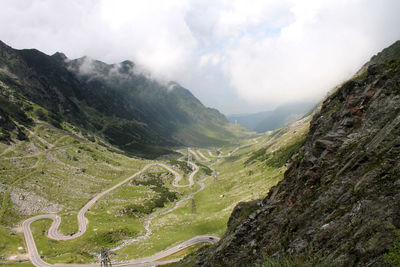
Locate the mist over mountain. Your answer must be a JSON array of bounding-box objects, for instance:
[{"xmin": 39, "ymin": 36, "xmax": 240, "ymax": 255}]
[
  {"xmin": 0, "ymin": 1, "xmax": 400, "ymax": 266},
  {"xmin": 0, "ymin": 40, "xmax": 241, "ymax": 158},
  {"xmin": 1, "ymin": 1, "xmax": 399, "ymax": 114}
]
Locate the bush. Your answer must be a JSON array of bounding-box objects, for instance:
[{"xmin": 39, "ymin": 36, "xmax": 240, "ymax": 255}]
[
  {"xmin": 90, "ymin": 228, "xmax": 137, "ymax": 247},
  {"xmin": 124, "ymin": 173, "xmax": 178, "ymax": 216}
]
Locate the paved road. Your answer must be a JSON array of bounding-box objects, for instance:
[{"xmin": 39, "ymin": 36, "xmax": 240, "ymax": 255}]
[
  {"xmin": 117, "ymin": 235, "xmax": 219, "ymax": 266},
  {"xmin": 220, "ymin": 138, "xmax": 260, "ymax": 158},
  {"xmin": 206, "ymin": 149, "xmax": 217, "ymax": 158},
  {"xmin": 188, "ymin": 148, "xmax": 203, "ymax": 162},
  {"xmin": 22, "ymin": 154, "xmax": 218, "ymax": 267},
  {"xmin": 110, "ymin": 161, "xmax": 200, "ymax": 251},
  {"xmin": 195, "ymin": 150, "xmax": 211, "ymax": 162}
]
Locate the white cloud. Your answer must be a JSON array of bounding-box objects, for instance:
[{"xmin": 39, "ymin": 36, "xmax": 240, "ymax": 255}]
[
  {"xmin": 214, "ymin": 0, "xmax": 293, "ymax": 39},
  {"xmin": 218, "ymin": 0, "xmax": 400, "ymax": 107},
  {"xmin": 98, "ymin": 0, "xmax": 197, "ymax": 79},
  {"xmin": 199, "ymin": 53, "xmax": 222, "ymax": 67},
  {"xmin": 0, "ymin": 0, "xmax": 399, "ymax": 113},
  {"xmin": 0, "ymin": 0, "xmax": 196, "ymax": 81}
]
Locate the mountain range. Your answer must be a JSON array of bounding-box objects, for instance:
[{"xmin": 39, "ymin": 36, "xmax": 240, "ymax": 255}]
[
  {"xmin": 1, "ymin": 39, "xmax": 399, "ymax": 266},
  {"xmin": 0, "ymin": 40, "xmax": 243, "ymax": 158}
]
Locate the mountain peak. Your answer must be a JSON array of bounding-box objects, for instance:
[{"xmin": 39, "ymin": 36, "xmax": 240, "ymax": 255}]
[
  {"xmin": 0, "ymin": 41, "xmax": 234, "ymax": 157},
  {"xmin": 0, "ymin": 39, "xmax": 9, "ymax": 48},
  {"xmin": 120, "ymin": 59, "xmax": 134, "ymax": 66},
  {"xmin": 51, "ymin": 52, "xmax": 68, "ymax": 62},
  {"xmin": 118, "ymin": 60, "xmax": 135, "ymax": 73}
]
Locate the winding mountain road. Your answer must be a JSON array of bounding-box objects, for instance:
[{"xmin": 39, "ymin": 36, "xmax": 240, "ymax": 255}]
[
  {"xmin": 22, "ymin": 152, "xmax": 218, "ymax": 267},
  {"xmin": 206, "ymin": 149, "xmax": 217, "ymax": 158},
  {"xmin": 195, "ymin": 150, "xmax": 211, "ymax": 162},
  {"xmin": 187, "ymin": 148, "xmax": 203, "ymax": 162}
]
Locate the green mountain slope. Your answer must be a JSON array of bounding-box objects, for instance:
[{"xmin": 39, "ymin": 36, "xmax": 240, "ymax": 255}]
[
  {"xmin": 0, "ymin": 105, "xmax": 309, "ymax": 264},
  {"xmin": 0, "ymin": 40, "xmax": 242, "ymax": 158}
]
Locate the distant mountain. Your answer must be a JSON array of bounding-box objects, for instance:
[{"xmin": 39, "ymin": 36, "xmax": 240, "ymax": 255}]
[
  {"xmin": 0, "ymin": 41, "xmax": 241, "ymax": 158},
  {"xmin": 228, "ymin": 102, "xmax": 316, "ymax": 133}
]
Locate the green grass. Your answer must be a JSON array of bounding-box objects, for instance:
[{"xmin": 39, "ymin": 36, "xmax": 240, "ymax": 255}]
[
  {"xmin": 0, "ymin": 112, "xmax": 311, "ymax": 264},
  {"xmin": 0, "ymin": 226, "xmax": 26, "ymax": 261},
  {"xmin": 385, "ymin": 229, "xmax": 400, "ymax": 266},
  {"xmin": 31, "ymin": 219, "xmax": 94, "ymax": 264},
  {"xmin": 0, "ymin": 122, "xmax": 148, "ymax": 261},
  {"xmin": 26, "ymin": 166, "xmax": 190, "ymax": 264},
  {"xmin": 110, "ymin": 125, "xmax": 305, "ymax": 261},
  {"xmin": 264, "ymin": 134, "xmax": 306, "ymax": 168}
]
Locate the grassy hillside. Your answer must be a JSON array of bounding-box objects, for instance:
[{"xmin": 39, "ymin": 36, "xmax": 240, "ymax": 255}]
[
  {"xmin": 0, "ymin": 106, "xmax": 310, "ymax": 264},
  {"xmin": 0, "ymin": 39, "xmax": 314, "ymax": 267},
  {"xmin": 0, "ymin": 121, "xmax": 147, "ymax": 262}
]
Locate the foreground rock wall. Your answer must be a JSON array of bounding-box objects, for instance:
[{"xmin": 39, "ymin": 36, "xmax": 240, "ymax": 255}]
[{"xmin": 182, "ymin": 57, "xmax": 400, "ymax": 266}]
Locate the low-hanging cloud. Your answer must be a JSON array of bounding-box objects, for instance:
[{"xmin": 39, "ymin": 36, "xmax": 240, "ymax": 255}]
[
  {"xmin": 218, "ymin": 0, "xmax": 400, "ymax": 106},
  {"xmin": 0, "ymin": 0, "xmax": 399, "ymax": 113}
]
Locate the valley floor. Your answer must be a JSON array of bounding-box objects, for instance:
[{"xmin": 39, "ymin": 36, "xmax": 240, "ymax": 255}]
[{"xmin": 0, "ymin": 118, "xmax": 310, "ymax": 266}]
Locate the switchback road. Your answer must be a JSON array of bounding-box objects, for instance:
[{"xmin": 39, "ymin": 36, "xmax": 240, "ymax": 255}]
[{"xmin": 23, "ymin": 152, "xmax": 218, "ymax": 267}]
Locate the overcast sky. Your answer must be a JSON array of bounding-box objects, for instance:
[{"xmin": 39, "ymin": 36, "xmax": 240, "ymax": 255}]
[{"xmin": 1, "ymin": 0, "xmax": 399, "ymax": 114}]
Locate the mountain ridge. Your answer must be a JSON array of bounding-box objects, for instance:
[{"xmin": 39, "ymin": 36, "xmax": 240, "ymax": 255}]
[{"xmin": 0, "ymin": 40, "xmax": 243, "ymax": 158}]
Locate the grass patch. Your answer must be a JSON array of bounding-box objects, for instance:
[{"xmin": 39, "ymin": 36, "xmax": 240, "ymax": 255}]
[
  {"xmin": 89, "ymin": 228, "xmax": 137, "ymax": 246},
  {"xmin": 264, "ymin": 134, "xmax": 306, "ymax": 168},
  {"xmin": 0, "ymin": 113, "xmax": 311, "ymax": 264},
  {"xmin": 385, "ymin": 229, "xmax": 400, "ymax": 266},
  {"xmin": 0, "ymin": 225, "xmax": 26, "ymax": 261}
]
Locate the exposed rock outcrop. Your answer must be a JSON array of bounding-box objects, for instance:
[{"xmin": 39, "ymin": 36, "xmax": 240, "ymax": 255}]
[{"xmin": 181, "ymin": 44, "xmax": 400, "ymax": 266}]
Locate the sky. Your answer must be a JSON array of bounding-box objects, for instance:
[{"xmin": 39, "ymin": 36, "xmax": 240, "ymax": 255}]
[{"xmin": 0, "ymin": 0, "xmax": 399, "ymax": 114}]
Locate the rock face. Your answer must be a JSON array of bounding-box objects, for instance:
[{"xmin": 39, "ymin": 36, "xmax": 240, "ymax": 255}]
[
  {"xmin": 183, "ymin": 45, "xmax": 400, "ymax": 266},
  {"xmin": 10, "ymin": 187, "xmax": 64, "ymax": 215}
]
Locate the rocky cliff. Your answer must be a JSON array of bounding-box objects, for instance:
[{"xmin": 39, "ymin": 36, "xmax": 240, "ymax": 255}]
[{"xmin": 180, "ymin": 43, "xmax": 400, "ymax": 266}]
